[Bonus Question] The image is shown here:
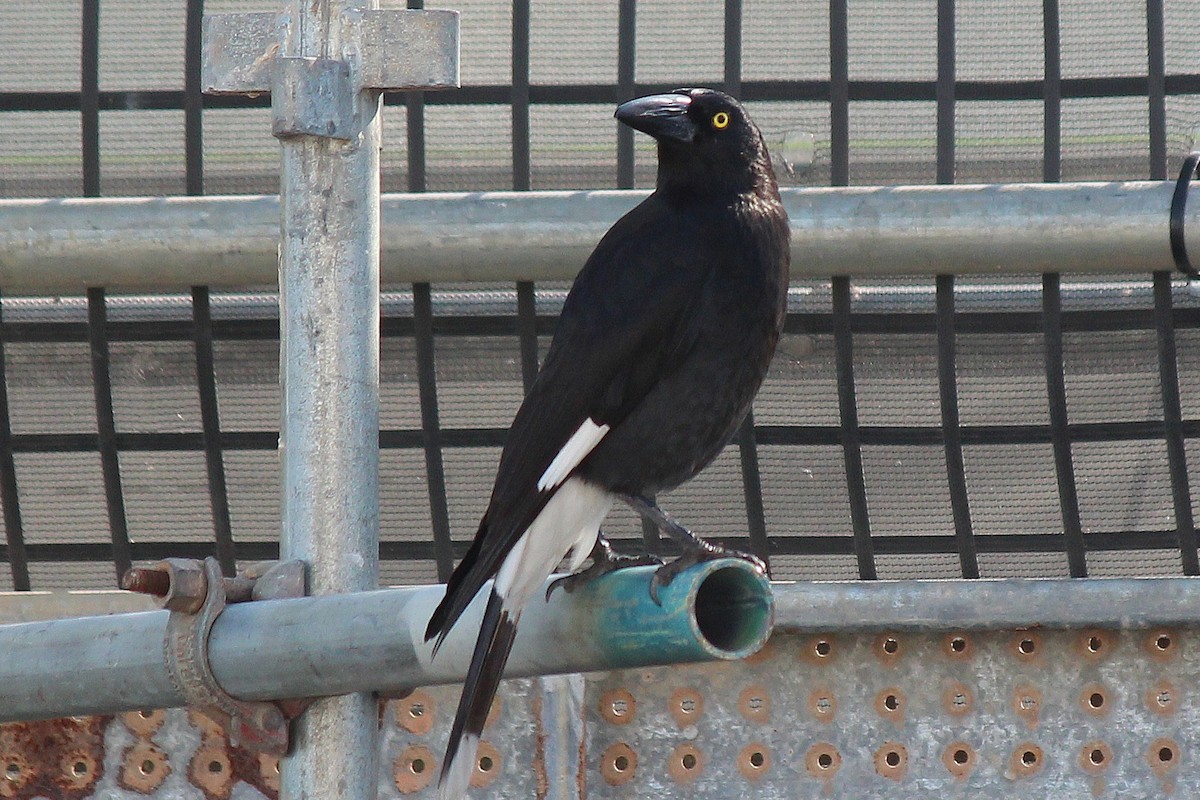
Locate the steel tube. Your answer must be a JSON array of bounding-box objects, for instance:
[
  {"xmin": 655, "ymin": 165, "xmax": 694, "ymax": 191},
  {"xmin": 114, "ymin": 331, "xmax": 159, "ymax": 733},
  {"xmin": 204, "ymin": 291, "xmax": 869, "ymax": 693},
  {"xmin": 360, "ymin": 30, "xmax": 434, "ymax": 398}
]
[
  {"xmin": 773, "ymin": 576, "xmax": 1200, "ymax": 633},
  {"xmin": 269, "ymin": 1, "xmax": 385, "ymax": 797},
  {"xmin": 0, "ymin": 181, "xmax": 1195, "ymax": 291},
  {"xmin": 0, "ymin": 559, "xmax": 771, "ymax": 724}
]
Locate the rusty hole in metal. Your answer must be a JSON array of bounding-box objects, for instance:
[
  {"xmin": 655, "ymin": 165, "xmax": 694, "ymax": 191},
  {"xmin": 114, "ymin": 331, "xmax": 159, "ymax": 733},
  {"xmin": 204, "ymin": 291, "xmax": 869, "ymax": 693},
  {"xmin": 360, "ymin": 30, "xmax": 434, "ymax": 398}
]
[
  {"xmin": 1015, "ymin": 633, "xmax": 1040, "ymax": 658},
  {"xmin": 600, "ymin": 688, "xmax": 636, "ymax": 725},
  {"xmin": 809, "ymin": 688, "xmax": 836, "ymax": 721},
  {"xmin": 1080, "ymin": 740, "xmax": 1114, "ymax": 775},
  {"xmin": 738, "ymin": 743, "xmax": 770, "ymax": 781},
  {"xmin": 1147, "ymin": 631, "xmax": 1177, "ymax": 660},
  {"xmin": 874, "ymin": 743, "xmax": 908, "ymax": 780},
  {"xmin": 738, "ymin": 684, "xmax": 771, "ymax": 723},
  {"xmin": 875, "ymin": 687, "xmax": 904, "ymax": 720},
  {"xmin": 600, "ymin": 742, "xmax": 637, "ymax": 786},
  {"xmin": 1013, "ymin": 684, "xmax": 1043, "ymax": 727},
  {"xmin": 803, "ymin": 636, "xmax": 835, "ymax": 663},
  {"xmin": 5, "ymin": 761, "xmax": 20, "ymax": 779},
  {"xmin": 1148, "ymin": 681, "xmax": 1176, "ymax": 715},
  {"xmin": 1011, "ymin": 743, "xmax": 1044, "ymax": 778},
  {"xmin": 944, "ymin": 633, "xmax": 971, "ymax": 658},
  {"xmin": 394, "ymin": 745, "xmax": 436, "ymax": 794},
  {"xmin": 943, "ymin": 681, "xmax": 973, "ymax": 716},
  {"xmin": 669, "ymin": 688, "xmax": 704, "ymax": 727},
  {"xmin": 395, "ymin": 690, "xmax": 437, "ymax": 735},
  {"xmin": 1150, "ymin": 738, "xmax": 1179, "ymax": 774},
  {"xmin": 668, "ymin": 743, "xmax": 705, "ymax": 783},
  {"xmin": 805, "ymin": 743, "xmax": 841, "ymax": 778},
  {"xmin": 943, "ymin": 742, "xmax": 976, "ymax": 778},
  {"xmin": 1080, "ymin": 682, "xmax": 1111, "ymax": 716},
  {"xmin": 469, "ymin": 741, "xmax": 501, "ymax": 789},
  {"xmin": 1080, "ymin": 630, "xmax": 1113, "ymax": 660}
]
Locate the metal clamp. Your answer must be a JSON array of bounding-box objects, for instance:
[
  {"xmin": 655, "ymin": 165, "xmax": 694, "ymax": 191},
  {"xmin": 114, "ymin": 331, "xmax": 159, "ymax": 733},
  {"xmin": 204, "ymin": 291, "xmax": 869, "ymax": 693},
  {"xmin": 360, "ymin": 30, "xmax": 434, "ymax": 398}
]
[
  {"xmin": 1170, "ymin": 151, "xmax": 1200, "ymax": 276},
  {"xmin": 124, "ymin": 557, "xmax": 308, "ymax": 755}
]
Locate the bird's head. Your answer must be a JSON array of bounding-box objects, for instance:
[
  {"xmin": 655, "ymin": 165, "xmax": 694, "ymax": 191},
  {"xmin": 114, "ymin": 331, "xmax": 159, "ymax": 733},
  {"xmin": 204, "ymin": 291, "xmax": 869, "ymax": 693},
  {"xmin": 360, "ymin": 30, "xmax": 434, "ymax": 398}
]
[{"xmin": 615, "ymin": 88, "xmax": 775, "ymax": 198}]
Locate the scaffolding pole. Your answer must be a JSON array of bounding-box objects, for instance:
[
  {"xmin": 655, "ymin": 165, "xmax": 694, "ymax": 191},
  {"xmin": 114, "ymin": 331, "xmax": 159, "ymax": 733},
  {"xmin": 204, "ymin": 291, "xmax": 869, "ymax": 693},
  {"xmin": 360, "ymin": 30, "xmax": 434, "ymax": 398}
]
[
  {"xmin": 200, "ymin": 4, "xmax": 459, "ymax": 799},
  {"xmin": 0, "ymin": 181, "xmax": 1197, "ymax": 290}
]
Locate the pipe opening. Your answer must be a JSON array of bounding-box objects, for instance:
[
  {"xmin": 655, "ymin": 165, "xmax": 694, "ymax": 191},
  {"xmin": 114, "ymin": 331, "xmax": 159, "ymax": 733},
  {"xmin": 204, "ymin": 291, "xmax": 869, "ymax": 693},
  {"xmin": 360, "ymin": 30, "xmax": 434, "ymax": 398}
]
[{"xmin": 692, "ymin": 564, "xmax": 773, "ymax": 658}]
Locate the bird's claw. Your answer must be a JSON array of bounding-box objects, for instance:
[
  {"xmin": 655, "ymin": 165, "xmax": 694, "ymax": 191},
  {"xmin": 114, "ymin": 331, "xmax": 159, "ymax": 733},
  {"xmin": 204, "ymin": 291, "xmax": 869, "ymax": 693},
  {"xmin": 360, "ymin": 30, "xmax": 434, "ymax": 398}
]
[
  {"xmin": 545, "ymin": 550, "xmax": 663, "ymax": 601},
  {"xmin": 648, "ymin": 542, "xmax": 767, "ymax": 606}
]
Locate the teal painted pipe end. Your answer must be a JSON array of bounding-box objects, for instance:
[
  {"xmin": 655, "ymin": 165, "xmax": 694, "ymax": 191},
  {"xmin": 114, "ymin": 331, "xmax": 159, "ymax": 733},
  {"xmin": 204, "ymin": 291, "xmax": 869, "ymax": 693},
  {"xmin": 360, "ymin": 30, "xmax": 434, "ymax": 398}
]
[{"xmin": 582, "ymin": 557, "xmax": 774, "ymax": 668}]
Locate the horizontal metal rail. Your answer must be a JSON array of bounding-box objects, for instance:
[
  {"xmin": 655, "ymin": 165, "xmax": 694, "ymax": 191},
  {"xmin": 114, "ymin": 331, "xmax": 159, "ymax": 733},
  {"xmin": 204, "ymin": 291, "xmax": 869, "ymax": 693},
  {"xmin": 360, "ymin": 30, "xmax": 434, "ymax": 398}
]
[
  {"xmin": 0, "ymin": 559, "xmax": 771, "ymax": 724},
  {"xmin": 0, "ymin": 181, "xmax": 1194, "ymax": 291},
  {"xmin": 5, "ymin": 574, "xmax": 1200, "ymax": 724}
]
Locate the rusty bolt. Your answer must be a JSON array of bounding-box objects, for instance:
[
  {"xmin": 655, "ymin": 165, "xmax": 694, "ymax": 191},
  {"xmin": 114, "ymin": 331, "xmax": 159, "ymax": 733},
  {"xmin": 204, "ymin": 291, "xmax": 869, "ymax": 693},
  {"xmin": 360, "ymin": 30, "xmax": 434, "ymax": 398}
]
[{"xmin": 121, "ymin": 566, "xmax": 172, "ymax": 598}]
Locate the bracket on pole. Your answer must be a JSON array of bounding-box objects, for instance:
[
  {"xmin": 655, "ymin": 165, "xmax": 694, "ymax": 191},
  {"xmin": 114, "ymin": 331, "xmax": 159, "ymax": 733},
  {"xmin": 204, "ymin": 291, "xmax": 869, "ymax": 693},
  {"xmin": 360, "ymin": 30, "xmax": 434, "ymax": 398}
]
[
  {"xmin": 201, "ymin": 8, "xmax": 459, "ymax": 141},
  {"xmin": 125, "ymin": 558, "xmax": 308, "ymax": 755}
]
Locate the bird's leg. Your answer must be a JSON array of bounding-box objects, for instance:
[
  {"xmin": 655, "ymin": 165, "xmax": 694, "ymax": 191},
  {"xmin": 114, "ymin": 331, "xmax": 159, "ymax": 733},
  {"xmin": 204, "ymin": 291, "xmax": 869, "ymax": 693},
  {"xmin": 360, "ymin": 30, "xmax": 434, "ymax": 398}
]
[
  {"xmin": 544, "ymin": 532, "xmax": 663, "ymax": 601},
  {"xmin": 621, "ymin": 494, "xmax": 767, "ymax": 605}
]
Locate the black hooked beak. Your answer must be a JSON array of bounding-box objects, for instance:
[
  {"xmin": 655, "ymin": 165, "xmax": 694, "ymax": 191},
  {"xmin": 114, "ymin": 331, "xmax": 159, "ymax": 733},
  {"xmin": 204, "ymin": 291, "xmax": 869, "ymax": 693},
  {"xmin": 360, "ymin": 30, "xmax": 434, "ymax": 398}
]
[{"xmin": 615, "ymin": 93, "xmax": 695, "ymax": 143}]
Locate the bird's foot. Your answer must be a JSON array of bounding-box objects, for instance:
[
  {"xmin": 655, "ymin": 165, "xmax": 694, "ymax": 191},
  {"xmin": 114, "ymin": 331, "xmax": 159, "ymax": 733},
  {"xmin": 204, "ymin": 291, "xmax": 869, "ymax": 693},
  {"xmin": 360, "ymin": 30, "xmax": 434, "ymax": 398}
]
[
  {"xmin": 545, "ymin": 539, "xmax": 663, "ymax": 601},
  {"xmin": 649, "ymin": 540, "xmax": 767, "ymax": 606}
]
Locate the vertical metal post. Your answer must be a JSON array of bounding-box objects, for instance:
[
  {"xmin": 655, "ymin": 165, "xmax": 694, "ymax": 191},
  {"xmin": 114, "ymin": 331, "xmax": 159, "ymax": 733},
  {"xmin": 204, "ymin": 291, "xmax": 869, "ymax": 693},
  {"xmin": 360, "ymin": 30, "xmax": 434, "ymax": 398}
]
[{"xmin": 276, "ymin": 2, "xmax": 380, "ymax": 798}]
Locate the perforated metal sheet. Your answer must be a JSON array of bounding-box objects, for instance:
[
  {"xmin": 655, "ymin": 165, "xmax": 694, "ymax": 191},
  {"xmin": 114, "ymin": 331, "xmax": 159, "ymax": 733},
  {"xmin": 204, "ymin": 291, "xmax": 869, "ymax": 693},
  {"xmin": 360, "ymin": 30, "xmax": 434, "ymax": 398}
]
[{"xmin": 3, "ymin": 626, "xmax": 1195, "ymax": 799}]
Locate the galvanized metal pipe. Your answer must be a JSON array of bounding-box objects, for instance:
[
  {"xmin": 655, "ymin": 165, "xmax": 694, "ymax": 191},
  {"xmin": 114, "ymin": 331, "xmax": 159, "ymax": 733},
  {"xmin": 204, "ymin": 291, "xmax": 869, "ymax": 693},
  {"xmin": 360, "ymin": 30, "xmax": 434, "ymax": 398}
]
[
  {"xmin": 271, "ymin": 0, "xmax": 383, "ymax": 796},
  {"xmin": 0, "ymin": 181, "xmax": 1195, "ymax": 291},
  {"xmin": 772, "ymin": 576, "xmax": 1200, "ymax": 633},
  {"xmin": 0, "ymin": 559, "xmax": 772, "ymax": 724}
]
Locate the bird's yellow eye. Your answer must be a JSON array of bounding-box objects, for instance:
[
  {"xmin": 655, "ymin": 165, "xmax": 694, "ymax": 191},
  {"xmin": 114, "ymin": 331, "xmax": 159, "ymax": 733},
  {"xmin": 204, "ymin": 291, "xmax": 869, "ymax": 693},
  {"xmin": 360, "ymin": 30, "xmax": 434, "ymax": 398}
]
[{"xmin": 712, "ymin": 112, "xmax": 730, "ymax": 130}]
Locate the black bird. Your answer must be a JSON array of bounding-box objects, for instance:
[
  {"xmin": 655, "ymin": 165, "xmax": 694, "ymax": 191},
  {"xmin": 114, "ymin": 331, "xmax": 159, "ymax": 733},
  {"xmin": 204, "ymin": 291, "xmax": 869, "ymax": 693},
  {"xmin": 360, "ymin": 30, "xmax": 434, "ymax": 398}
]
[{"xmin": 425, "ymin": 87, "xmax": 790, "ymax": 799}]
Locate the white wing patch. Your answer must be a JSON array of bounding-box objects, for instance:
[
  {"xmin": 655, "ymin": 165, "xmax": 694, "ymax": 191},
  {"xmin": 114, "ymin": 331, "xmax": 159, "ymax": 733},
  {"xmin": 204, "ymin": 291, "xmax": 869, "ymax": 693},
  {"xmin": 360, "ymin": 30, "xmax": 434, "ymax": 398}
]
[
  {"xmin": 495, "ymin": 477, "xmax": 614, "ymax": 609},
  {"xmin": 537, "ymin": 418, "xmax": 610, "ymax": 491}
]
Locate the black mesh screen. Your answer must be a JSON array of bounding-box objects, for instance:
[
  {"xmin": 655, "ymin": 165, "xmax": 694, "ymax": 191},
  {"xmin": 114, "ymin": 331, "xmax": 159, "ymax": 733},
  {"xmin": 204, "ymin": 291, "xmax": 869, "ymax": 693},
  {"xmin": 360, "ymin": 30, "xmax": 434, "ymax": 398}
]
[{"xmin": 3, "ymin": 1, "xmax": 1200, "ymax": 589}]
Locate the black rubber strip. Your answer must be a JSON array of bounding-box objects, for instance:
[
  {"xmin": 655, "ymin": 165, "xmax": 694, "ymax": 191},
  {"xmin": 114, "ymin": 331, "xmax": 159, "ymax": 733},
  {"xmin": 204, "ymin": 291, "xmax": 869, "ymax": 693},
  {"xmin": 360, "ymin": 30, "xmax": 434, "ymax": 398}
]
[{"xmin": 1170, "ymin": 152, "xmax": 1200, "ymax": 276}]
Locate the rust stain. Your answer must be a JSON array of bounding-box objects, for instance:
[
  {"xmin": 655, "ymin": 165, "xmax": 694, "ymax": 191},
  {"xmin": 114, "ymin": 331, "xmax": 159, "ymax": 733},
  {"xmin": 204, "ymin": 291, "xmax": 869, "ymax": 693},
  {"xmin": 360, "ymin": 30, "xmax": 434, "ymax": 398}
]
[
  {"xmin": 943, "ymin": 680, "xmax": 973, "ymax": 717},
  {"xmin": 468, "ymin": 740, "xmax": 501, "ymax": 790},
  {"xmin": 874, "ymin": 742, "xmax": 908, "ymax": 781},
  {"xmin": 942, "ymin": 741, "xmax": 976, "ymax": 780},
  {"xmin": 737, "ymin": 743, "xmax": 770, "ymax": 781},
  {"xmin": 190, "ymin": 741, "xmax": 234, "ymax": 800},
  {"xmin": 737, "ymin": 684, "xmax": 771, "ymax": 724},
  {"xmin": 667, "ymin": 743, "xmax": 704, "ymax": 784},
  {"xmin": 804, "ymin": 742, "xmax": 841, "ymax": 780},
  {"xmin": 122, "ymin": 709, "xmax": 166, "ymax": 738},
  {"xmin": 393, "ymin": 745, "xmax": 435, "ymax": 794},
  {"xmin": 874, "ymin": 634, "xmax": 903, "ymax": 666},
  {"xmin": 0, "ymin": 716, "xmax": 107, "ymax": 800},
  {"xmin": 1009, "ymin": 742, "xmax": 1045, "ymax": 779},
  {"xmin": 599, "ymin": 688, "xmax": 636, "ymax": 725},
  {"xmin": 118, "ymin": 740, "xmax": 171, "ymax": 794},
  {"xmin": 394, "ymin": 690, "xmax": 437, "ymax": 736},
  {"xmin": 531, "ymin": 686, "xmax": 548, "ymax": 800},
  {"xmin": 1149, "ymin": 737, "xmax": 1180, "ymax": 778},
  {"xmin": 1146, "ymin": 630, "xmax": 1180, "ymax": 662},
  {"xmin": 943, "ymin": 632, "xmax": 972, "ymax": 660},
  {"xmin": 1012, "ymin": 684, "xmax": 1043, "ymax": 728},
  {"xmin": 1079, "ymin": 629, "xmax": 1116, "ymax": 661},
  {"xmin": 598, "ymin": 742, "xmax": 636, "ymax": 786},
  {"xmin": 808, "ymin": 686, "xmax": 837, "ymax": 723},
  {"xmin": 668, "ymin": 687, "xmax": 704, "ymax": 727},
  {"xmin": 1080, "ymin": 740, "xmax": 1113, "ymax": 775},
  {"xmin": 1147, "ymin": 680, "xmax": 1177, "ymax": 716}
]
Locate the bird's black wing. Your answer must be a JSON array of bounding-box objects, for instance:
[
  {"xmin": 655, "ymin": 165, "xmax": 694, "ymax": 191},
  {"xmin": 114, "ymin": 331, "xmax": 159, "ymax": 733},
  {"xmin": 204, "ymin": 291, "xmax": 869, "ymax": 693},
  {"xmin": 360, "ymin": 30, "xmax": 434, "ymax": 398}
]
[{"xmin": 424, "ymin": 192, "xmax": 714, "ymax": 646}]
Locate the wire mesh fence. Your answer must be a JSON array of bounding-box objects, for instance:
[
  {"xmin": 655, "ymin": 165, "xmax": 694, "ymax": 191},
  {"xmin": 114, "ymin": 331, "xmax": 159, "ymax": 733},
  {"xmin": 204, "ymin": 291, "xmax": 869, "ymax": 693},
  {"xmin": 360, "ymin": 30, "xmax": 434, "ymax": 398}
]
[{"xmin": 2, "ymin": 1, "xmax": 1200, "ymax": 590}]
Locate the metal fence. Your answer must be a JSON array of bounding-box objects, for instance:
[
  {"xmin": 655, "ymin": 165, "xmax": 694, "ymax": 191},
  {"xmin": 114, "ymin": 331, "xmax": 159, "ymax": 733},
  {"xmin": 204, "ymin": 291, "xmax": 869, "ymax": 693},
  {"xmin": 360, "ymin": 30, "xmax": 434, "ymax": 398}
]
[{"xmin": 3, "ymin": 1, "xmax": 1200, "ymax": 594}]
